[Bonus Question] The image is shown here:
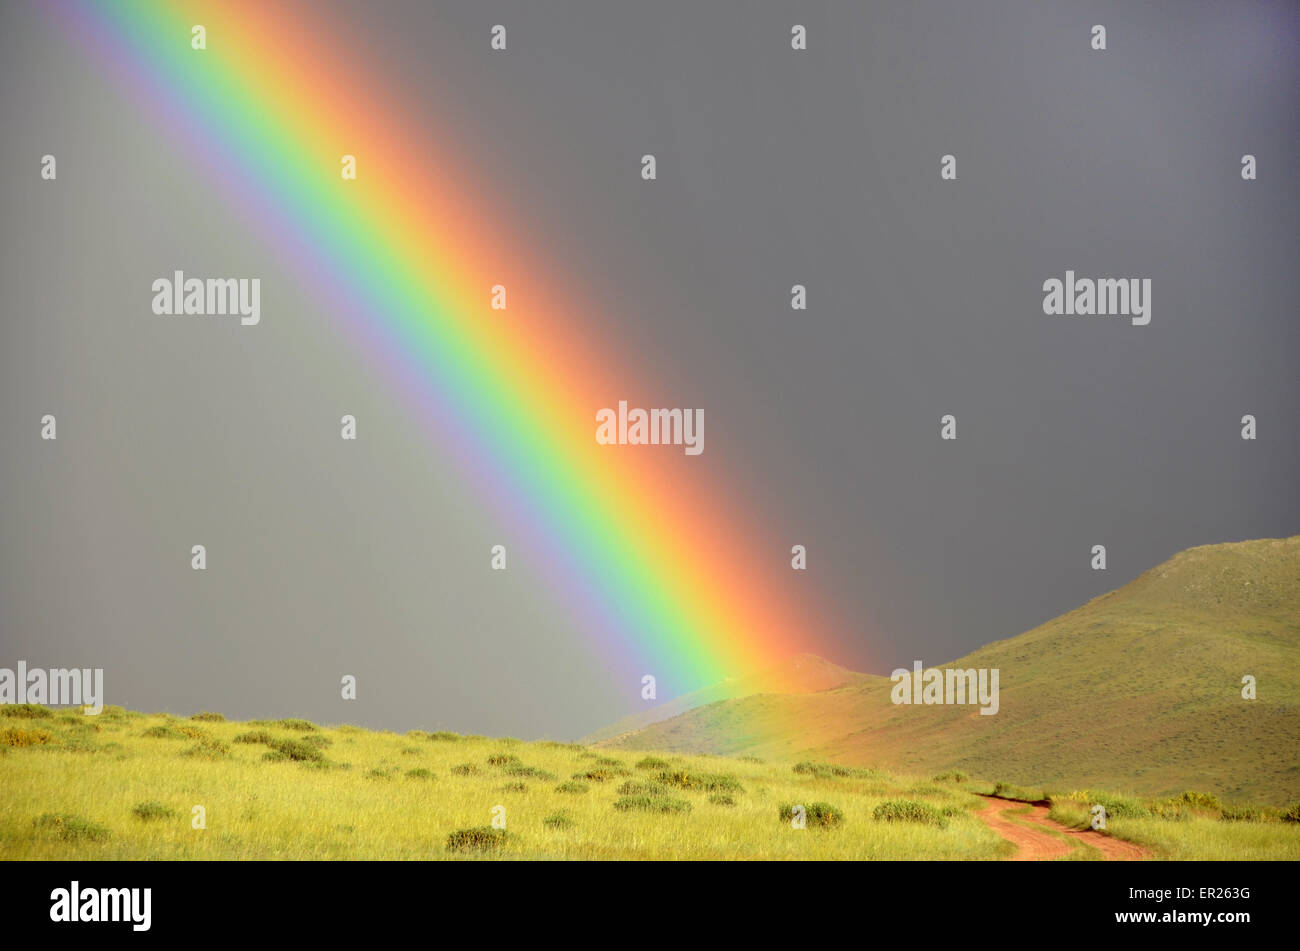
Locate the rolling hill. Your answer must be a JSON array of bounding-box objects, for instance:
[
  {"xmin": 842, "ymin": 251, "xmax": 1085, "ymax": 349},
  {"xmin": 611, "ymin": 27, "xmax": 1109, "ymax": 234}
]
[
  {"xmin": 596, "ymin": 536, "xmax": 1300, "ymax": 806},
  {"xmin": 582, "ymin": 653, "xmax": 868, "ymax": 744}
]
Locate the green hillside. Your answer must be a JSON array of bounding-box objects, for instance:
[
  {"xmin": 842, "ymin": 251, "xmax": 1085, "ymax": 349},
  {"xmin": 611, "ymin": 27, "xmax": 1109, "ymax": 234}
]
[
  {"xmin": 598, "ymin": 537, "xmax": 1300, "ymax": 806},
  {"xmin": 582, "ymin": 653, "xmax": 867, "ymax": 744}
]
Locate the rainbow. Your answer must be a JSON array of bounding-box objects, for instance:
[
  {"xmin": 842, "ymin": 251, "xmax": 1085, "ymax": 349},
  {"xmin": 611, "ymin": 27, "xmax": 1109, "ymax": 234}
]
[{"xmin": 49, "ymin": 0, "xmax": 848, "ymax": 694}]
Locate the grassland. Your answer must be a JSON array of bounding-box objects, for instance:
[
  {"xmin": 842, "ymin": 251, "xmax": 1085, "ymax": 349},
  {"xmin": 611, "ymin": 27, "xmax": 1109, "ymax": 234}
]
[{"xmin": 3, "ymin": 703, "xmax": 1298, "ymax": 859}]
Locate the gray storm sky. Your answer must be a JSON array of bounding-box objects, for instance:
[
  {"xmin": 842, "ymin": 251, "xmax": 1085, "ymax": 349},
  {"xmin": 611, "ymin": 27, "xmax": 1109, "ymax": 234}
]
[{"xmin": 1, "ymin": 0, "xmax": 1297, "ymax": 738}]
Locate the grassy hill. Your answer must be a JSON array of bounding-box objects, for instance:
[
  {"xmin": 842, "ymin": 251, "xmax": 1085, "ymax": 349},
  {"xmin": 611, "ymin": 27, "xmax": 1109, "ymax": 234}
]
[
  {"xmin": 597, "ymin": 536, "xmax": 1300, "ymax": 806},
  {"xmin": 582, "ymin": 653, "xmax": 868, "ymax": 744},
  {"xmin": 3, "ymin": 704, "xmax": 1298, "ymax": 860},
  {"xmin": 0, "ymin": 705, "xmax": 1011, "ymax": 859}
]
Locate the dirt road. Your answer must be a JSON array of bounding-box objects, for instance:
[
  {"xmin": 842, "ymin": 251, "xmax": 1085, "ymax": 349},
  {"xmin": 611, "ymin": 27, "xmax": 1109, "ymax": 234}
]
[{"xmin": 977, "ymin": 796, "xmax": 1148, "ymax": 861}]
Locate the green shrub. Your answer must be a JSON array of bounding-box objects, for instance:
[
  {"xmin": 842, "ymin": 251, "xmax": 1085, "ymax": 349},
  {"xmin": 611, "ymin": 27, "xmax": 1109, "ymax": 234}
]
[
  {"xmin": 543, "ymin": 813, "xmax": 574, "ymax": 829},
  {"xmin": 933, "ymin": 770, "xmax": 969, "ymax": 783},
  {"xmin": 486, "ymin": 753, "xmax": 520, "ymax": 766},
  {"xmin": 792, "ymin": 762, "xmax": 877, "ymax": 780},
  {"xmin": 1, "ymin": 727, "xmax": 56, "ymax": 747},
  {"xmin": 132, "ymin": 800, "xmax": 177, "ymax": 821},
  {"xmin": 779, "ymin": 801, "xmax": 845, "ymax": 828},
  {"xmin": 274, "ymin": 718, "xmax": 317, "ymax": 732},
  {"xmin": 1, "ymin": 704, "xmax": 53, "ymax": 719},
  {"xmin": 709, "ymin": 794, "xmax": 736, "ymax": 806},
  {"xmin": 502, "ymin": 764, "xmax": 556, "ymax": 781},
  {"xmin": 657, "ymin": 770, "xmax": 744, "ymax": 794},
  {"xmin": 181, "ymin": 739, "xmax": 231, "ymax": 759},
  {"xmin": 1179, "ymin": 791, "xmax": 1223, "ymax": 811},
  {"xmin": 233, "ymin": 730, "xmax": 275, "ymax": 745},
  {"xmin": 555, "ymin": 781, "xmax": 589, "ymax": 794},
  {"xmin": 617, "ymin": 780, "xmax": 668, "ymax": 796},
  {"xmin": 993, "ymin": 782, "xmax": 1045, "ymax": 803},
  {"xmin": 34, "ymin": 813, "xmax": 110, "ymax": 842},
  {"xmin": 141, "ymin": 725, "xmax": 181, "ymax": 740},
  {"xmin": 873, "ymin": 799, "xmax": 946, "ymax": 827},
  {"xmin": 427, "ymin": 731, "xmax": 462, "ymax": 742},
  {"xmin": 635, "ymin": 756, "xmax": 670, "ymax": 770},
  {"xmin": 613, "ymin": 795, "xmax": 692, "ymax": 814},
  {"xmin": 267, "ymin": 738, "xmax": 324, "ymax": 762},
  {"xmin": 573, "ymin": 768, "xmax": 617, "ymax": 783},
  {"xmin": 405, "ymin": 768, "xmax": 435, "ymax": 780},
  {"xmin": 191, "ymin": 712, "xmax": 225, "ymax": 722},
  {"xmin": 1220, "ymin": 805, "xmax": 1269, "ymax": 822},
  {"xmin": 1280, "ymin": 802, "xmax": 1300, "ymax": 824},
  {"xmin": 445, "ymin": 827, "xmax": 507, "ymax": 853},
  {"xmin": 1079, "ymin": 791, "xmax": 1150, "ymax": 819}
]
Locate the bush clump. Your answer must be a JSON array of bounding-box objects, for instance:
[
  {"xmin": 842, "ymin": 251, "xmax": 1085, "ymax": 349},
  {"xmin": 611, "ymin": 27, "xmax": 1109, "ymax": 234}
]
[
  {"xmin": 451, "ymin": 763, "xmax": 480, "ymax": 776},
  {"xmin": 1, "ymin": 704, "xmax": 53, "ymax": 719},
  {"xmin": 709, "ymin": 794, "xmax": 736, "ymax": 807},
  {"xmin": 182, "ymin": 739, "xmax": 231, "ymax": 759},
  {"xmin": 486, "ymin": 753, "xmax": 520, "ymax": 766},
  {"xmin": 502, "ymin": 764, "xmax": 556, "ymax": 781},
  {"xmin": 274, "ymin": 718, "xmax": 317, "ymax": 732},
  {"xmin": 233, "ymin": 730, "xmax": 275, "ymax": 745},
  {"xmin": 132, "ymin": 800, "xmax": 177, "ymax": 822},
  {"xmin": 617, "ymin": 780, "xmax": 668, "ymax": 797},
  {"xmin": 993, "ymin": 782, "xmax": 1046, "ymax": 803},
  {"xmin": 635, "ymin": 756, "xmax": 670, "ymax": 770},
  {"xmin": 1179, "ymin": 790, "xmax": 1223, "ymax": 811},
  {"xmin": 1, "ymin": 727, "xmax": 56, "ymax": 747},
  {"xmin": 657, "ymin": 770, "xmax": 744, "ymax": 794},
  {"xmin": 1220, "ymin": 805, "xmax": 1269, "ymax": 822},
  {"xmin": 445, "ymin": 827, "xmax": 507, "ymax": 853},
  {"xmin": 779, "ymin": 801, "xmax": 846, "ymax": 828},
  {"xmin": 405, "ymin": 768, "xmax": 435, "ymax": 780},
  {"xmin": 266, "ymin": 738, "xmax": 325, "ymax": 762},
  {"xmin": 141, "ymin": 725, "xmax": 181, "ymax": 740},
  {"xmin": 873, "ymin": 799, "xmax": 947, "ymax": 827},
  {"xmin": 933, "ymin": 770, "xmax": 969, "ymax": 783},
  {"xmin": 573, "ymin": 768, "xmax": 617, "ymax": 783},
  {"xmin": 191, "ymin": 712, "xmax": 225, "ymax": 722},
  {"xmin": 555, "ymin": 781, "xmax": 589, "ymax": 794},
  {"xmin": 613, "ymin": 795, "xmax": 692, "ymax": 814},
  {"xmin": 792, "ymin": 761, "xmax": 878, "ymax": 780},
  {"xmin": 34, "ymin": 813, "xmax": 110, "ymax": 842},
  {"xmin": 543, "ymin": 813, "xmax": 574, "ymax": 829}
]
